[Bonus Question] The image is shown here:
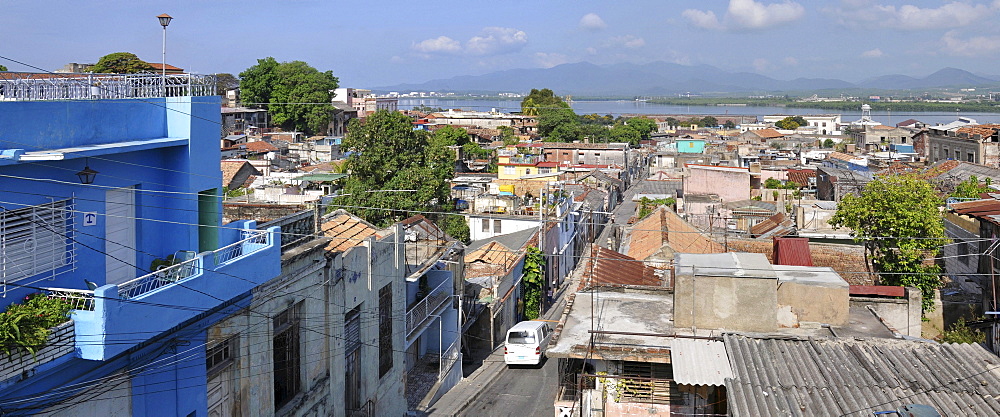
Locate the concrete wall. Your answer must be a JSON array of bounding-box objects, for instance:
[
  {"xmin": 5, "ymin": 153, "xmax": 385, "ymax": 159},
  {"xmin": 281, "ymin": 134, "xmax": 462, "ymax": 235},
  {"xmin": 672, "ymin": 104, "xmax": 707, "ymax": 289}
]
[
  {"xmin": 674, "ymin": 274, "xmax": 778, "ymax": 332},
  {"xmin": 849, "ymin": 288, "xmax": 922, "ymax": 337},
  {"xmin": 777, "ymin": 281, "xmax": 849, "ymax": 326},
  {"xmin": 683, "ymin": 167, "xmax": 750, "ymax": 203}
]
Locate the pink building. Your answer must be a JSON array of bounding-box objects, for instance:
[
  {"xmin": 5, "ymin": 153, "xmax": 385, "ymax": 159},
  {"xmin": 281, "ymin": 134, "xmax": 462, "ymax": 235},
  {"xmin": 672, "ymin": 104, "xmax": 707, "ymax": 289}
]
[{"xmin": 683, "ymin": 164, "xmax": 751, "ymax": 203}]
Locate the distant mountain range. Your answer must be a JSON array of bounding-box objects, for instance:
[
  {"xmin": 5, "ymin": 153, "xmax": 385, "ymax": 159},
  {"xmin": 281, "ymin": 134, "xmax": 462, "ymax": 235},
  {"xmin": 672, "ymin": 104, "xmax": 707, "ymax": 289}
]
[{"xmin": 375, "ymin": 62, "xmax": 1000, "ymax": 96}]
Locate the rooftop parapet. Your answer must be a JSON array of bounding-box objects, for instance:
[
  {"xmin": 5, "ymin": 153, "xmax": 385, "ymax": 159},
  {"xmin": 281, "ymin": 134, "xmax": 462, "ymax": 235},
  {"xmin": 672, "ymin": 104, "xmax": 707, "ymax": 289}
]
[{"xmin": 0, "ymin": 72, "xmax": 216, "ymax": 101}]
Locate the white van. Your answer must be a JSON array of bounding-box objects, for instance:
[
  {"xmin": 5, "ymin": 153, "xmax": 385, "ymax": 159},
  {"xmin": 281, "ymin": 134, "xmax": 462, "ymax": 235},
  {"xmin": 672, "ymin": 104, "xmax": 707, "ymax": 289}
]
[{"xmin": 504, "ymin": 320, "xmax": 551, "ymax": 366}]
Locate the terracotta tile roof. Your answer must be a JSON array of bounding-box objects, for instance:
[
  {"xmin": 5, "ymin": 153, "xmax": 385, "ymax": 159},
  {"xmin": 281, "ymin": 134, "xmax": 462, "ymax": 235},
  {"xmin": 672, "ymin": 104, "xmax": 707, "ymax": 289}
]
[
  {"xmin": 321, "ymin": 211, "xmax": 380, "ymax": 252},
  {"xmin": 465, "ymin": 241, "xmax": 522, "ymax": 277},
  {"xmin": 828, "ymin": 151, "xmax": 857, "ymax": 162},
  {"xmin": 786, "ymin": 168, "xmax": 816, "ymax": 186},
  {"xmin": 220, "ymin": 160, "xmax": 260, "ymax": 189},
  {"xmin": 896, "ymin": 119, "xmax": 920, "ymax": 127},
  {"xmin": 956, "ymin": 124, "xmax": 1000, "ymax": 138},
  {"xmin": 871, "ymin": 125, "xmax": 896, "ymax": 130},
  {"xmin": 582, "ymin": 245, "xmax": 662, "ymax": 289},
  {"xmin": 754, "ymin": 128, "xmax": 784, "ymax": 139},
  {"xmin": 724, "ymin": 238, "xmax": 875, "ymax": 285},
  {"xmin": 244, "ymin": 141, "xmax": 278, "ymax": 153},
  {"xmin": 148, "ymin": 62, "xmax": 184, "ymax": 72},
  {"xmin": 627, "ymin": 207, "xmax": 723, "ymax": 260}
]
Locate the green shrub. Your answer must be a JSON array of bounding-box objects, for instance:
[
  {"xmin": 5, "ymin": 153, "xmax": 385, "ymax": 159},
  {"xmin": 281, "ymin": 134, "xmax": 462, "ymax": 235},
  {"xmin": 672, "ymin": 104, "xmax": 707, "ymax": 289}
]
[{"xmin": 0, "ymin": 294, "xmax": 76, "ymax": 359}]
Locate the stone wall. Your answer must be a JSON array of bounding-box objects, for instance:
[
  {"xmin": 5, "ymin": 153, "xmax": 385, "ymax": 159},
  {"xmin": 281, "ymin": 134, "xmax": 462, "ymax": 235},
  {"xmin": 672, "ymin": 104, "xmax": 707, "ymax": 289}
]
[{"xmin": 725, "ymin": 238, "xmax": 875, "ymax": 285}]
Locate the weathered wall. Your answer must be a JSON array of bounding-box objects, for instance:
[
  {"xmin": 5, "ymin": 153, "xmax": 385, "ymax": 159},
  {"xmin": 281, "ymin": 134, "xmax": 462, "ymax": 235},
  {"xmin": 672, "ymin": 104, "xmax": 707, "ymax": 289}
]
[
  {"xmin": 674, "ymin": 274, "xmax": 777, "ymax": 332},
  {"xmin": 849, "ymin": 288, "xmax": 922, "ymax": 337},
  {"xmin": 777, "ymin": 282, "xmax": 849, "ymax": 326}
]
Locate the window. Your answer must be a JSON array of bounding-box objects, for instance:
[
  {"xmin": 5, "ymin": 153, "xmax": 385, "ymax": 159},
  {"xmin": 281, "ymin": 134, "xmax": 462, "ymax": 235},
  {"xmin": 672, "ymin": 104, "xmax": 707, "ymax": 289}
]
[
  {"xmin": 525, "ymin": 168, "xmax": 531, "ymax": 175},
  {"xmin": 901, "ymin": 137, "xmax": 907, "ymax": 144},
  {"xmin": 969, "ymin": 153, "xmax": 975, "ymax": 162},
  {"xmin": 378, "ymin": 284, "xmax": 393, "ymax": 377},
  {"xmin": 956, "ymin": 150, "xmax": 962, "ymax": 160},
  {"xmin": 503, "ymin": 166, "xmax": 515, "ymax": 175},
  {"xmin": 206, "ymin": 337, "xmax": 236, "ymax": 376},
  {"xmin": 273, "ymin": 304, "xmax": 301, "ymax": 410},
  {"xmin": 0, "ymin": 199, "xmax": 72, "ymax": 283},
  {"xmin": 482, "ymin": 219, "xmax": 489, "ymax": 232},
  {"xmin": 494, "ymin": 219, "xmax": 502, "ymax": 234},
  {"xmin": 344, "ymin": 306, "xmax": 362, "ymax": 411}
]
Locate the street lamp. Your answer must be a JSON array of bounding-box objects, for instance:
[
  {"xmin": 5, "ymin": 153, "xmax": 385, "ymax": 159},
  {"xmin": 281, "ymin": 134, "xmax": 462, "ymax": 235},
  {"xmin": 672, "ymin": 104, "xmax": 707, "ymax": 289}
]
[
  {"xmin": 157, "ymin": 13, "xmax": 173, "ymax": 86},
  {"xmin": 76, "ymin": 160, "xmax": 98, "ymax": 184}
]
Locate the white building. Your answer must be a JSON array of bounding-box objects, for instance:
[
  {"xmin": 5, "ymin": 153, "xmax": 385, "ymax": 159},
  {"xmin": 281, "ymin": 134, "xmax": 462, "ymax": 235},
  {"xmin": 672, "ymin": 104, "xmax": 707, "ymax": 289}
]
[{"xmin": 762, "ymin": 114, "xmax": 843, "ymax": 135}]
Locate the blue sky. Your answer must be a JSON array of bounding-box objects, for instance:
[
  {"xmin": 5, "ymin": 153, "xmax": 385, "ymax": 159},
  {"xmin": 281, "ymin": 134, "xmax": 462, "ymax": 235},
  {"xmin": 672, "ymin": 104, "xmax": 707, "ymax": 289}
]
[{"xmin": 3, "ymin": 0, "xmax": 1000, "ymax": 88}]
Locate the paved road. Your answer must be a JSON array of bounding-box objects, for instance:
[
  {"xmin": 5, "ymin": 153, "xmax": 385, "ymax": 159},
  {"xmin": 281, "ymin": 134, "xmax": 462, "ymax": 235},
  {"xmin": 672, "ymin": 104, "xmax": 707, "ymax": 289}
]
[{"xmin": 458, "ymin": 357, "xmax": 558, "ymax": 417}]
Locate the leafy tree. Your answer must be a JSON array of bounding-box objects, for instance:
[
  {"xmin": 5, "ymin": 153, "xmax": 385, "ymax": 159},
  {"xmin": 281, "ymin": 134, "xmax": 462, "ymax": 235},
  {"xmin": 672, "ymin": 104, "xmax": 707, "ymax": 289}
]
[
  {"xmin": 437, "ymin": 213, "xmax": 470, "ymax": 245},
  {"xmin": 625, "ymin": 117, "xmax": 657, "ymax": 139},
  {"xmin": 339, "ymin": 110, "xmax": 453, "ymax": 226},
  {"xmin": 537, "ymin": 102, "xmax": 579, "ymax": 141},
  {"xmin": 775, "ymin": 115, "xmax": 809, "ymax": 130},
  {"xmin": 610, "ymin": 123, "xmax": 641, "ymax": 145},
  {"xmin": 498, "ymin": 126, "xmax": 519, "ymax": 145},
  {"xmin": 579, "ymin": 124, "xmax": 611, "ymax": 143},
  {"xmin": 829, "ymin": 174, "xmax": 947, "ymax": 312},
  {"xmin": 522, "ymin": 246, "xmax": 546, "ymax": 320},
  {"xmin": 0, "ymin": 64, "xmax": 7, "ymax": 71},
  {"xmin": 239, "ymin": 57, "xmax": 339, "ymax": 135},
  {"xmin": 637, "ymin": 196, "xmax": 676, "ymax": 219},
  {"xmin": 521, "ymin": 88, "xmax": 564, "ymax": 116},
  {"xmin": 665, "ymin": 117, "xmax": 680, "ymax": 127},
  {"xmin": 580, "ymin": 113, "xmax": 615, "ymax": 125},
  {"xmin": 950, "ymin": 175, "xmax": 992, "ymax": 199},
  {"xmin": 823, "ymin": 138, "xmax": 835, "ymax": 148},
  {"xmin": 432, "ymin": 125, "xmax": 471, "ymax": 147},
  {"xmin": 215, "ymin": 73, "xmax": 239, "ymax": 94},
  {"xmin": 701, "ymin": 116, "xmax": 718, "ymax": 127},
  {"xmin": 89, "ymin": 52, "xmax": 154, "ymax": 74},
  {"xmin": 764, "ymin": 178, "xmax": 783, "ymax": 189},
  {"xmin": 412, "ymin": 105, "xmax": 445, "ymax": 112},
  {"xmin": 723, "ymin": 120, "xmax": 737, "ymax": 129}
]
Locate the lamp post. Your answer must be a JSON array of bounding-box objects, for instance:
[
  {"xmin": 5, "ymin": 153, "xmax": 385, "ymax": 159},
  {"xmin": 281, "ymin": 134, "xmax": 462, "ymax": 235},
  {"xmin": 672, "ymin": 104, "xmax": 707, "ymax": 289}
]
[{"xmin": 157, "ymin": 13, "xmax": 172, "ymax": 91}]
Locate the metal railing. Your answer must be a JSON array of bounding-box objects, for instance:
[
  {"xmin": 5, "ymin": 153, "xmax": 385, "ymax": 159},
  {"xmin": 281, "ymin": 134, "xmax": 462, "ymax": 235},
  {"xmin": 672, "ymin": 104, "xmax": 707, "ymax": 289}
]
[
  {"xmin": 116, "ymin": 230, "xmax": 269, "ymax": 300},
  {"xmin": 45, "ymin": 287, "xmax": 95, "ymax": 311},
  {"xmin": 0, "ymin": 72, "xmax": 216, "ymax": 101},
  {"xmin": 439, "ymin": 339, "xmax": 461, "ymax": 381},
  {"xmin": 405, "ymin": 279, "xmax": 453, "ymax": 337},
  {"xmin": 257, "ymin": 209, "xmax": 315, "ymax": 252},
  {"xmin": 118, "ymin": 256, "xmax": 201, "ymax": 300}
]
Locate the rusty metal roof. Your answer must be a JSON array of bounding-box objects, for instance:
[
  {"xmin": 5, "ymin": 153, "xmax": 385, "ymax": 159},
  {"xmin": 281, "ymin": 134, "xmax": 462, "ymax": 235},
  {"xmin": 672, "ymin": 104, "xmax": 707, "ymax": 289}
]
[
  {"xmin": 772, "ymin": 236, "xmax": 813, "ymax": 266},
  {"xmin": 583, "ymin": 245, "xmax": 662, "ymax": 288}
]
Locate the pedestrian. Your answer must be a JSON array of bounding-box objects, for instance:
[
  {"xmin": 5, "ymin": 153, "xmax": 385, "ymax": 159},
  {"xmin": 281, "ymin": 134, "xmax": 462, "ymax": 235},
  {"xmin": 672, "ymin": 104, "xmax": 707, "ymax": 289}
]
[{"xmin": 546, "ymin": 287, "xmax": 554, "ymax": 305}]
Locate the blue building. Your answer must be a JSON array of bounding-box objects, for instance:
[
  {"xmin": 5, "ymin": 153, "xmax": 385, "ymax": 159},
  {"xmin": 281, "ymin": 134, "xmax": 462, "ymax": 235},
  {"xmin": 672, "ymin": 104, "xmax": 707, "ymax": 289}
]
[{"xmin": 0, "ymin": 73, "xmax": 280, "ymax": 415}]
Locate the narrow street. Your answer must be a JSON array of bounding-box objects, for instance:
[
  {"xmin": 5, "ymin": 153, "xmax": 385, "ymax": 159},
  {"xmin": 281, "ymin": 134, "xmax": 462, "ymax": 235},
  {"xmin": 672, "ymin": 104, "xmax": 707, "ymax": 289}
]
[{"xmin": 458, "ymin": 358, "xmax": 559, "ymax": 417}]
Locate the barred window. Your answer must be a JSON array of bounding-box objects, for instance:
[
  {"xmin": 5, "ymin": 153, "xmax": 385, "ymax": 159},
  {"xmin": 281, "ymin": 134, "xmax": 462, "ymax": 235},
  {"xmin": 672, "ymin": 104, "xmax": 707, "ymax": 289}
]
[
  {"xmin": 273, "ymin": 304, "xmax": 301, "ymax": 410},
  {"xmin": 1, "ymin": 199, "xmax": 73, "ymax": 283},
  {"xmin": 378, "ymin": 283, "xmax": 393, "ymax": 377},
  {"xmin": 206, "ymin": 337, "xmax": 236, "ymax": 377}
]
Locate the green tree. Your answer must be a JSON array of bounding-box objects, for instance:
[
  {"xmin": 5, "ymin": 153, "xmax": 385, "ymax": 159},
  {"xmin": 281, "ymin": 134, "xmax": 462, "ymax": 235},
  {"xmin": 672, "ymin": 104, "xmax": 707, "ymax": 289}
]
[
  {"xmin": 338, "ymin": 110, "xmax": 453, "ymax": 226},
  {"xmin": 764, "ymin": 178, "xmax": 783, "ymax": 189},
  {"xmin": 521, "ymin": 88, "xmax": 564, "ymax": 116},
  {"xmin": 701, "ymin": 116, "xmax": 719, "ymax": 127},
  {"xmin": 239, "ymin": 57, "xmax": 339, "ymax": 135},
  {"xmin": 497, "ymin": 126, "xmax": 518, "ymax": 145},
  {"xmin": 579, "ymin": 124, "xmax": 611, "ymax": 143},
  {"xmin": 950, "ymin": 175, "xmax": 992, "ymax": 199},
  {"xmin": 0, "ymin": 64, "xmax": 7, "ymax": 71},
  {"xmin": 625, "ymin": 117, "xmax": 658, "ymax": 139},
  {"xmin": 432, "ymin": 125, "xmax": 471, "ymax": 147},
  {"xmin": 723, "ymin": 120, "xmax": 737, "ymax": 129},
  {"xmin": 522, "ymin": 246, "xmax": 546, "ymax": 320},
  {"xmin": 610, "ymin": 123, "xmax": 641, "ymax": 145},
  {"xmin": 437, "ymin": 214, "xmax": 470, "ymax": 245},
  {"xmin": 89, "ymin": 52, "xmax": 154, "ymax": 74},
  {"xmin": 823, "ymin": 138, "xmax": 835, "ymax": 148},
  {"xmin": 829, "ymin": 174, "xmax": 947, "ymax": 311},
  {"xmin": 537, "ymin": 102, "xmax": 579, "ymax": 141},
  {"xmin": 775, "ymin": 115, "xmax": 810, "ymax": 130},
  {"xmin": 215, "ymin": 73, "xmax": 239, "ymax": 95}
]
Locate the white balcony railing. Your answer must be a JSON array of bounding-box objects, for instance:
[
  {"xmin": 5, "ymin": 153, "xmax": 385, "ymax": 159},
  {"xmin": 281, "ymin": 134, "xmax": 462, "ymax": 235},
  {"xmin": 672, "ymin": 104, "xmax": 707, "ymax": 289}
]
[
  {"xmin": 45, "ymin": 287, "xmax": 95, "ymax": 311},
  {"xmin": 117, "ymin": 230, "xmax": 269, "ymax": 300},
  {"xmin": 406, "ymin": 279, "xmax": 453, "ymax": 338},
  {"xmin": 0, "ymin": 72, "xmax": 216, "ymax": 101}
]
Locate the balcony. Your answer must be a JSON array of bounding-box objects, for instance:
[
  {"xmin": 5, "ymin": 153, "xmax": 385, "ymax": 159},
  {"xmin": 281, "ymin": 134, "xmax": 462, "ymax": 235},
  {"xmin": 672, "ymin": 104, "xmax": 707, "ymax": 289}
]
[
  {"xmin": 45, "ymin": 222, "xmax": 280, "ymax": 360},
  {"xmin": 0, "ymin": 72, "xmax": 216, "ymax": 101},
  {"xmin": 405, "ymin": 271, "xmax": 453, "ymax": 339}
]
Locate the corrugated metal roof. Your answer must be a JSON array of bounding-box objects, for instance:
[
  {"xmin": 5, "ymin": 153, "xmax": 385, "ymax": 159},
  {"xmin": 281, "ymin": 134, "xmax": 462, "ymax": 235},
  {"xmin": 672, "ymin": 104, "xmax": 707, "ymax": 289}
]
[
  {"xmin": 772, "ymin": 236, "xmax": 813, "ymax": 266},
  {"xmin": 725, "ymin": 334, "xmax": 1000, "ymax": 417},
  {"xmin": 670, "ymin": 338, "xmax": 732, "ymax": 386}
]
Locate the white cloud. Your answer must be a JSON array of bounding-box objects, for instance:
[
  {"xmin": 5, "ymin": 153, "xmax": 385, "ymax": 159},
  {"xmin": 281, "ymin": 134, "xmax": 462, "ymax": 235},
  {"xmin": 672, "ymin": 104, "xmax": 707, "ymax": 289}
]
[
  {"xmin": 941, "ymin": 30, "xmax": 1000, "ymax": 56},
  {"xmin": 412, "ymin": 27, "xmax": 527, "ymax": 57},
  {"xmin": 681, "ymin": 9, "xmax": 723, "ymax": 30},
  {"xmin": 861, "ymin": 48, "xmax": 883, "ymax": 58},
  {"xmin": 830, "ymin": 2, "xmax": 993, "ymax": 29},
  {"xmin": 412, "ymin": 36, "xmax": 461, "ymax": 54},
  {"xmin": 608, "ymin": 35, "xmax": 646, "ymax": 49},
  {"xmin": 684, "ymin": 0, "xmax": 804, "ymax": 31},
  {"xmin": 465, "ymin": 27, "xmax": 528, "ymax": 55},
  {"xmin": 534, "ymin": 52, "xmax": 571, "ymax": 68},
  {"xmin": 579, "ymin": 13, "xmax": 607, "ymax": 31}
]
